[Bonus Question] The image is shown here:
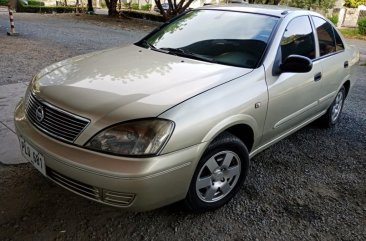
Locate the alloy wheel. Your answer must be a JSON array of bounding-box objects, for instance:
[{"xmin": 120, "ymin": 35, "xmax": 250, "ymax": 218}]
[
  {"xmin": 331, "ymin": 91, "xmax": 344, "ymax": 123},
  {"xmin": 195, "ymin": 151, "xmax": 241, "ymax": 203}
]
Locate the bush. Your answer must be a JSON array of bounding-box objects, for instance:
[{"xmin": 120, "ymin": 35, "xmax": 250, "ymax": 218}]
[
  {"xmin": 141, "ymin": 4, "xmax": 152, "ymax": 11},
  {"xmin": 329, "ymin": 15, "xmax": 339, "ymax": 25},
  {"xmin": 28, "ymin": 0, "xmax": 45, "ymax": 6},
  {"xmin": 358, "ymin": 17, "xmax": 366, "ymax": 35},
  {"xmin": 0, "ymin": 0, "xmax": 8, "ymax": 6},
  {"xmin": 18, "ymin": 5, "xmax": 85, "ymax": 13},
  {"xmin": 131, "ymin": 3, "xmax": 139, "ymax": 10}
]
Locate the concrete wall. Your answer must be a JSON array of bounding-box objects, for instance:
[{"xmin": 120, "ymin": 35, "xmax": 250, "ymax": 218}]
[{"xmin": 338, "ymin": 5, "xmax": 366, "ymax": 28}]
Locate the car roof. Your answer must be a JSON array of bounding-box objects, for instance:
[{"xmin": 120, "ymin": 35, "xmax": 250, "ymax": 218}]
[{"xmin": 199, "ymin": 4, "xmax": 308, "ymax": 18}]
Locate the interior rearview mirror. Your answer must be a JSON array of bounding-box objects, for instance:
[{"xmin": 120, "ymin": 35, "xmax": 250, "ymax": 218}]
[{"xmin": 280, "ymin": 55, "xmax": 313, "ymax": 73}]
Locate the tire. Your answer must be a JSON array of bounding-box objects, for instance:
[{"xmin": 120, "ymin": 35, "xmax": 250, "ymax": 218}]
[
  {"xmin": 185, "ymin": 132, "xmax": 249, "ymax": 211},
  {"xmin": 318, "ymin": 86, "xmax": 346, "ymax": 128}
]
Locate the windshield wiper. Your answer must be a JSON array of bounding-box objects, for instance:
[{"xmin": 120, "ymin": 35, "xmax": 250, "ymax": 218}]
[
  {"xmin": 160, "ymin": 47, "xmax": 217, "ymax": 63},
  {"xmin": 141, "ymin": 40, "xmax": 169, "ymax": 54},
  {"xmin": 142, "ymin": 40, "xmax": 156, "ymax": 49}
]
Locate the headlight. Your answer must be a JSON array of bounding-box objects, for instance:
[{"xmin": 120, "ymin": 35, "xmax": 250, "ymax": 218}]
[{"xmin": 85, "ymin": 119, "xmax": 174, "ymax": 156}]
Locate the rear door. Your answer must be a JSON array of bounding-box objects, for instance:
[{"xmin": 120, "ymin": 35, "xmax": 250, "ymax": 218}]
[{"xmin": 310, "ymin": 16, "xmax": 349, "ymax": 110}]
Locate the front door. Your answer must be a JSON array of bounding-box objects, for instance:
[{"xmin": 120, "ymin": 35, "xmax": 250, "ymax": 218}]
[{"xmin": 261, "ymin": 15, "xmax": 323, "ymax": 145}]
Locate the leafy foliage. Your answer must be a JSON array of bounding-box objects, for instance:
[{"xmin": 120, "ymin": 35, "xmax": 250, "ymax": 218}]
[
  {"xmin": 344, "ymin": 0, "xmax": 365, "ymax": 8},
  {"xmin": 358, "ymin": 17, "xmax": 366, "ymax": 35},
  {"xmin": 0, "ymin": 0, "xmax": 8, "ymax": 6}
]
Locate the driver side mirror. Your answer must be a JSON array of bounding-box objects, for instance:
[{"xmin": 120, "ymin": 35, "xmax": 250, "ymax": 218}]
[{"xmin": 280, "ymin": 55, "xmax": 313, "ymax": 73}]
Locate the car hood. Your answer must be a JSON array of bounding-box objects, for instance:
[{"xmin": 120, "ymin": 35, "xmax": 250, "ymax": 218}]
[{"xmin": 32, "ymin": 45, "xmax": 252, "ymax": 127}]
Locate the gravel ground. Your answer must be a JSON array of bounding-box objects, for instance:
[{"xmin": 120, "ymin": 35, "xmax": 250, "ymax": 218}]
[{"xmin": 0, "ymin": 12, "xmax": 365, "ymax": 241}]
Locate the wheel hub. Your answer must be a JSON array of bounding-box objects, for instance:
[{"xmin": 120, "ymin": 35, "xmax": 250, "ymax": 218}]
[{"xmin": 212, "ymin": 169, "xmax": 224, "ymax": 182}]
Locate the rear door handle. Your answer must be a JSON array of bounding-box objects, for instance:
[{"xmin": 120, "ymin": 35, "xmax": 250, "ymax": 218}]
[
  {"xmin": 314, "ymin": 72, "xmax": 322, "ymax": 82},
  {"xmin": 344, "ymin": 61, "xmax": 349, "ymax": 68}
]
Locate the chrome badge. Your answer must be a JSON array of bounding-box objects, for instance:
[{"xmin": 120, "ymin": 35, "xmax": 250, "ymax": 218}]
[{"xmin": 35, "ymin": 106, "xmax": 45, "ymax": 122}]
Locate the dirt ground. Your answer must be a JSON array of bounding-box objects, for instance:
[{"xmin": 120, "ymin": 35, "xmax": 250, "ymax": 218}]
[{"xmin": 0, "ymin": 12, "xmax": 365, "ymax": 241}]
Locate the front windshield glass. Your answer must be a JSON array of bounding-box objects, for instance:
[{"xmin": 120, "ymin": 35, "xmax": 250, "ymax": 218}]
[{"xmin": 139, "ymin": 10, "xmax": 279, "ymax": 68}]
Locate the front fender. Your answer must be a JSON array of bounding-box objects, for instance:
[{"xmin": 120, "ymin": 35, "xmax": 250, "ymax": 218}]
[
  {"xmin": 159, "ymin": 67, "xmax": 268, "ymax": 156},
  {"xmin": 202, "ymin": 114, "xmax": 259, "ymax": 145}
]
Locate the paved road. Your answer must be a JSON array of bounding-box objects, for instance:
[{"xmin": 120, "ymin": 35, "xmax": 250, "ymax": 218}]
[{"xmin": 0, "ymin": 12, "xmax": 365, "ymax": 241}]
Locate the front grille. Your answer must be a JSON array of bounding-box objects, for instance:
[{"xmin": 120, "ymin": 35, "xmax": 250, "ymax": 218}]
[
  {"xmin": 47, "ymin": 168, "xmax": 135, "ymax": 207},
  {"xmin": 25, "ymin": 93, "xmax": 90, "ymax": 143}
]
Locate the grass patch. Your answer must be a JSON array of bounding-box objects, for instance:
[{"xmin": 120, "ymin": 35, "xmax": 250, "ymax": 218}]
[
  {"xmin": 339, "ymin": 28, "xmax": 366, "ymax": 40},
  {"xmin": 328, "ymin": 15, "xmax": 338, "ymax": 25}
]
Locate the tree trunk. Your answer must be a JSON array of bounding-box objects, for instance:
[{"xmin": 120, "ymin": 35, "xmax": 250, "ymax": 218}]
[
  {"xmin": 155, "ymin": 0, "xmax": 195, "ymax": 20},
  {"xmin": 87, "ymin": 0, "xmax": 94, "ymax": 12},
  {"xmin": 106, "ymin": 0, "xmax": 118, "ymax": 16}
]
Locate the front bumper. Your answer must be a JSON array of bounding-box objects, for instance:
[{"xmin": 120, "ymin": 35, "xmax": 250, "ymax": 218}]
[{"xmin": 15, "ymin": 99, "xmax": 205, "ymax": 211}]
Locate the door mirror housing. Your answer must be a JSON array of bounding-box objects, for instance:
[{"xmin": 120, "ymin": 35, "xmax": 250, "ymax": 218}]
[{"xmin": 280, "ymin": 55, "xmax": 313, "ymax": 73}]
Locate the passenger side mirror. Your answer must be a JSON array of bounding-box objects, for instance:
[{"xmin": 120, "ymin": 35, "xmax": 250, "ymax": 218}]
[{"xmin": 280, "ymin": 55, "xmax": 313, "ymax": 73}]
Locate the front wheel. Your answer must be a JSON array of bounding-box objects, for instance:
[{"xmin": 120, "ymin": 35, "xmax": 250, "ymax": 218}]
[
  {"xmin": 185, "ymin": 132, "xmax": 249, "ymax": 211},
  {"xmin": 319, "ymin": 86, "xmax": 346, "ymax": 128}
]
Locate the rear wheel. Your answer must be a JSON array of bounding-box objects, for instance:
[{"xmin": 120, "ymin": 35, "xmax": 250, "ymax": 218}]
[
  {"xmin": 185, "ymin": 132, "xmax": 249, "ymax": 211},
  {"xmin": 319, "ymin": 86, "xmax": 346, "ymax": 128}
]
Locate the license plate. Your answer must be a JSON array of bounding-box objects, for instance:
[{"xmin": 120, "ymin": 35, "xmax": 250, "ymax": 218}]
[{"xmin": 19, "ymin": 137, "xmax": 46, "ymax": 176}]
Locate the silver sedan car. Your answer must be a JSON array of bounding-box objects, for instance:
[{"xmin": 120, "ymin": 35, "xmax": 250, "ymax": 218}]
[{"xmin": 15, "ymin": 5, "xmax": 359, "ymax": 211}]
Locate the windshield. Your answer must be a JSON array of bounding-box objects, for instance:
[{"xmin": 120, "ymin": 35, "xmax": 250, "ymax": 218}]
[{"xmin": 137, "ymin": 10, "xmax": 279, "ymax": 68}]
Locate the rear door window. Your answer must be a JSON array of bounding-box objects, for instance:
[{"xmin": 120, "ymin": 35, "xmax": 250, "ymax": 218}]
[{"xmin": 312, "ymin": 16, "xmax": 337, "ymax": 56}]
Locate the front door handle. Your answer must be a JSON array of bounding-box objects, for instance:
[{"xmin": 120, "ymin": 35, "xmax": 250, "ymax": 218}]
[
  {"xmin": 314, "ymin": 72, "xmax": 322, "ymax": 82},
  {"xmin": 344, "ymin": 61, "xmax": 349, "ymax": 68}
]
